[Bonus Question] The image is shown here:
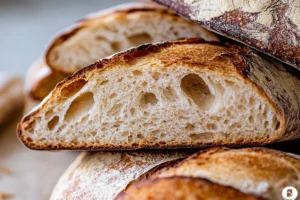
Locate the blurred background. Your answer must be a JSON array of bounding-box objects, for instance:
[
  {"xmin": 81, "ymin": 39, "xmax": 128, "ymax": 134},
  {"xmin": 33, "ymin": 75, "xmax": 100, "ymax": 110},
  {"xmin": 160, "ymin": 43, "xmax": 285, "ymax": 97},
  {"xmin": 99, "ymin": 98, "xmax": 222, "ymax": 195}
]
[{"xmin": 0, "ymin": 0, "xmax": 127, "ymax": 75}]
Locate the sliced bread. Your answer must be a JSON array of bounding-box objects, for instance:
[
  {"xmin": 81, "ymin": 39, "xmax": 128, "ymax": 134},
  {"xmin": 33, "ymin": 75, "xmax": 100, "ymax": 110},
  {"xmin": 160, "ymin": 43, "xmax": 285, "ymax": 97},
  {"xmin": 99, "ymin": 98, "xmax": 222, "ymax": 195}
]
[
  {"xmin": 46, "ymin": 1, "xmax": 218, "ymax": 74},
  {"xmin": 18, "ymin": 39, "xmax": 300, "ymax": 150},
  {"xmin": 28, "ymin": 2, "xmax": 217, "ymax": 101}
]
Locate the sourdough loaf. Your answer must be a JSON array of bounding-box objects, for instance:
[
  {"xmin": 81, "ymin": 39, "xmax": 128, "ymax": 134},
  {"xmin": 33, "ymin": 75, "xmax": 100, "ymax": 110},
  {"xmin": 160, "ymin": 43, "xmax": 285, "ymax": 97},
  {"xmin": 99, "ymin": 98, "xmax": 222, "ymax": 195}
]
[
  {"xmin": 154, "ymin": 0, "xmax": 300, "ymax": 69},
  {"xmin": 0, "ymin": 73, "xmax": 23, "ymax": 125},
  {"xmin": 46, "ymin": 1, "xmax": 217, "ymax": 74},
  {"xmin": 154, "ymin": 147, "xmax": 300, "ymax": 200},
  {"xmin": 49, "ymin": 151, "xmax": 187, "ymax": 200},
  {"xmin": 18, "ymin": 39, "xmax": 300, "ymax": 150},
  {"xmin": 115, "ymin": 177, "xmax": 264, "ymax": 200},
  {"xmin": 28, "ymin": 2, "xmax": 217, "ymax": 101}
]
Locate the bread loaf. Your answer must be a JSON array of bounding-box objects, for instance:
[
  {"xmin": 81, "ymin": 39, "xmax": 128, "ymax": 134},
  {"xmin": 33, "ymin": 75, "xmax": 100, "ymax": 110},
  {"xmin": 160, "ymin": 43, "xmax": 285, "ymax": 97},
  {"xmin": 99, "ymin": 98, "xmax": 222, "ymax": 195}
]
[
  {"xmin": 46, "ymin": 1, "xmax": 217, "ymax": 74},
  {"xmin": 154, "ymin": 147, "xmax": 300, "ymax": 200},
  {"xmin": 0, "ymin": 73, "xmax": 23, "ymax": 125},
  {"xmin": 50, "ymin": 151, "xmax": 187, "ymax": 200},
  {"xmin": 154, "ymin": 0, "xmax": 300, "ymax": 69},
  {"xmin": 27, "ymin": 2, "xmax": 217, "ymax": 101},
  {"xmin": 51, "ymin": 147, "xmax": 297, "ymax": 200},
  {"xmin": 18, "ymin": 39, "xmax": 300, "ymax": 150},
  {"xmin": 115, "ymin": 177, "xmax": 264, "ymax": 200}
]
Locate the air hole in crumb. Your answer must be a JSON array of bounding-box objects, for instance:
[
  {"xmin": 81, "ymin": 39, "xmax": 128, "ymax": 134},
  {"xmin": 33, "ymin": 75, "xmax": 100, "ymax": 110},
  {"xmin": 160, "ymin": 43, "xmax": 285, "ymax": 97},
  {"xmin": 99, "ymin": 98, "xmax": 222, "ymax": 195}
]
[
  {"xmin": 163, "ymin": 86, "xmax": 177, "ymax": 102},
  {"xmin": 206, "ymin": 123, "xmax": 217, "ymax": 130},
  {"xmin": 107, "ymin": 103, "xmax": 122, "ymax": 117},
  {"xmin": 140, "ymin": 92, "xmax": 158, "ymax": 108},
  {"xmin": 128, "ymin": 33, "xmax": 152, "ymax": 46},
  {"xmin": 264, "ymin": 121, "xmax": 269, "ymax": 128},
  {"xmin": 44, "ymin": 110, "xmax": 54, "ymax": 120},
  {"xmin": 181, "ymin": 74, "xmax": 214, "ymax": 110},
  {"xmin": 47, "ymin": 116, "xmax": 59, "ymax": 131},
  {"xmin": 225, "ymin": 80, "xmax": 235, "ymax": 87},
  {"xmin": 65, "ymin": 92, "xmax": 95, "ymax": 122},
  {"xmin": 109, "ymin": 93, "xmax": 117, "ymax": 99},
  {"xmin": 142, "ymin": 82, "xmax": 147, "ymax": 87},
  {"xmin": 122, "ymin": 132, "xmax": 129, "ymax": 137},
  {"xmin": 190, "ymin": 133, "xmax": 213, "ymax": 140},
  {"xmin": 100, "ymin": 80, "xmax": 109, "ymax": 85},
  {"xmin": 275, "ymin": 120, "xmax": 280, "ymax": 131},
  {"xmin": 151, "ymin": 72, "xmax": 161, "ymax": 80},
  {"xmin": 132, "ymin": 70, "xmax": 142, "ymax": 76},
  {"xmin": 130, "ymin": 108, "xmax": 136, "ymax": 116},
  {"xmin": 111, "ymin": 42, "xmax": 122, "ymax": 52},
  {"xmin": 248, "ymin": 116, "xmax": 254, "ymax": 123},
  {"xmin": 137, "ymin": 134, "xmax": 144, "ymax": 139},
  {"xmin": 60, "ymin": 79, "xmax": 87, "ymax": 98},
  {"xmin": 185, "ymin": 123, "xmax": 195, "ymax": 130}
]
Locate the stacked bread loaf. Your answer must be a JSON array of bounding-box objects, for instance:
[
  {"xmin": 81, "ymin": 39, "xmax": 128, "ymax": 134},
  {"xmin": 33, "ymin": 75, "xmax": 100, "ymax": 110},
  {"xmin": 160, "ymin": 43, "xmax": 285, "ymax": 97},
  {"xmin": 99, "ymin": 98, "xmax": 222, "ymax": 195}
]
[{"xmin": 19, "ymin": 1, "xmax": 300, "ymax": 199}]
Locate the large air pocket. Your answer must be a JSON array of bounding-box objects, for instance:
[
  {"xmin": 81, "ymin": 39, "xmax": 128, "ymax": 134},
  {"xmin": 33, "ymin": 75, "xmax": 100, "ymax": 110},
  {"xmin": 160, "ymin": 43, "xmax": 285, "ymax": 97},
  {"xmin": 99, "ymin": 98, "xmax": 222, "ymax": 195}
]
[{"xmin": 181, "ymin": 73, "xmax": 215, "ymax": 111}]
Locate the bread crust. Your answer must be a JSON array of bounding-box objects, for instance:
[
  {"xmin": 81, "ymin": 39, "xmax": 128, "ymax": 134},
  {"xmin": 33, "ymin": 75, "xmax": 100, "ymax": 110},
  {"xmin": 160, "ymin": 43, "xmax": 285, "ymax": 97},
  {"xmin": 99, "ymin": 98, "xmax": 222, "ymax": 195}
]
[
  {"xmin": 45, "ymin": 1, "xmax": 217, "ymax": 74},
  {"xmin": 18, "ymin": 38, "xmax": 300, "ymax": 150},
  {"xmin": 154, "ymin": 0, "xmax": 300, "ymax": 70},
  {"xmin": 115, "ymin": 176, "xmax": 264, "ymax": 200},
  {"xmin": 154, "ymin": 147, "xmax": 300, "ymax": 200},
  {"xmin": 25, "ymin": 59, "xmax": 65, "ymax": 101},
  {"xmin": 49, "ymin": 151, "xmax": 187, "ymax": 200}
]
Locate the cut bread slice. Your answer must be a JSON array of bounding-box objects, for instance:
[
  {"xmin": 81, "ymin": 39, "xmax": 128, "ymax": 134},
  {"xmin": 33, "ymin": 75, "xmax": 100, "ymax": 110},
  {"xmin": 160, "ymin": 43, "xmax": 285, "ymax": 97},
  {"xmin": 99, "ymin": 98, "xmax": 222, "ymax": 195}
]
[
  {"xmin": 29, "ymin": 2, "xmax": 218, "ymax": 101},
  {"xmin": 50, "ymin": 151, "xmax": 187, "ymax": 200},
  {"xmin": 154, "ymin": 147, "xmax": 300, "ymax": 200},
  {"xmin": 18, "ymin": 39, "xmax": 300, "ymax": 150},
  {"xmin": 115, "ymin": 177, "xmax": 264, "ymax": 200},
  {"xmin": 46, "ymin": 1, "xmax": 218, "ymax": 75},
  {"xmin": 0, "ymin": 73, "xmax": 23, "ymax": 125}
]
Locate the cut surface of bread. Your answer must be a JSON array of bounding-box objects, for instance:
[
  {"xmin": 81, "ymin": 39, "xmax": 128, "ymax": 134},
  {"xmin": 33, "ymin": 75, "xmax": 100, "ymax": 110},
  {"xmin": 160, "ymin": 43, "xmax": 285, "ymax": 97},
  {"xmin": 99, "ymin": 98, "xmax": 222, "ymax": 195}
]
[
  {"xmin": 115, "ymin": 177, "xmax": 264, "ymax": 200},
  {"xmin": 0, "ymin": 73, "xmax": 23, "ymax": 125},
  {"xmin": 18, "ymin": 39, "xmax": 300, "ymax": 150},
  {"xmin": 50, "ymin": 151, "xmax": 187, "ymax": 200},
  {"xmin": 28, "ymin": 2, "xmax": 218, "ymax": 101},
  {"xmin": 46, "ymin": 1, "xmax": 218, "ymax": 74},
  {"xmin": 154, "ymin": 147, "xmax": 300, "ymax": 200}
]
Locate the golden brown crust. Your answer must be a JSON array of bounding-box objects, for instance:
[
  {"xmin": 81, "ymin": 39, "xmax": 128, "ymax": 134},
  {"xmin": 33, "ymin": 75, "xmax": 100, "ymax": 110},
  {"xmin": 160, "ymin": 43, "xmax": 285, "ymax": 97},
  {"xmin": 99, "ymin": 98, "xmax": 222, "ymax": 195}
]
[
  {"xmin": 18, "ymin": 38, "xmax": 292, "ymax": 150},
  {"xmin": 154, "ymin": 0, "xmax": 300, "ymax": 69},
  {"xmin": 153, "ymin": 147, "xmax": 300, "ymax": 200},
  {"xmin": 115, "ymin": 177, "xmax": 264, "ymax": 200}
]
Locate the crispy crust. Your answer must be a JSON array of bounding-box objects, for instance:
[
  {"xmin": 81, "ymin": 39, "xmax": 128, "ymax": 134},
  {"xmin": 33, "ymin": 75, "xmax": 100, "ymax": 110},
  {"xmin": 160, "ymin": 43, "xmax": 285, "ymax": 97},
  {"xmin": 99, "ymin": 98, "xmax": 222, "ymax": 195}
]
[
  {"xmin": 154, "ymin": 0, "xmax": 300, "ymax": 70},
  {"xmin": 49, "ymin": 151, "xmax": 188, "ymax": 200},
  {"xmin": 25, "ymin": 59, "xmax": 65, "ymax": 101},
  {"xmin": 18, "ymin": 38, "xmax": 300, "ymax": 150},
  {"xmin": 115, "ymin": 176, "xmax": 264, "ymax": 200},
  {"xmin": 45, "ymin": 1, "xmax": 215, "ymax": 74},
  {"xmin": 153, "ymin": 147, "xmax": 300, "ymax": 200}
]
